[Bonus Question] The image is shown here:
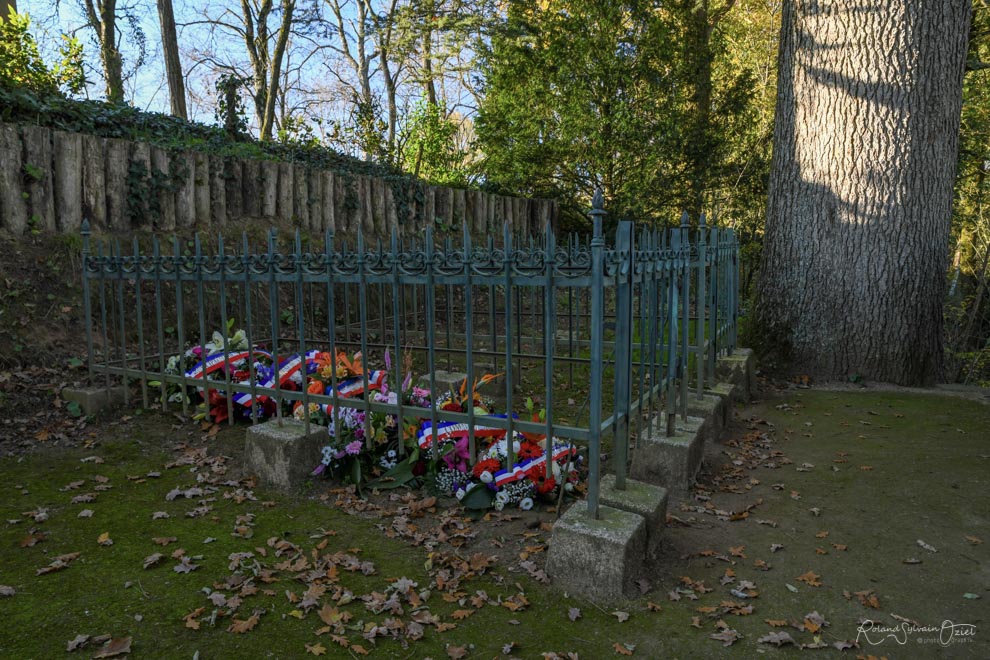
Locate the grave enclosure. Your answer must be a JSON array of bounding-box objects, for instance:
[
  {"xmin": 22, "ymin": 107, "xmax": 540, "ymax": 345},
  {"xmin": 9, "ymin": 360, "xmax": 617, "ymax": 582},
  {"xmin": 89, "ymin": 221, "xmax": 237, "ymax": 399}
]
[{"xmin": 73, "ymin": 192, "xmax": 745, "ymax": 602}]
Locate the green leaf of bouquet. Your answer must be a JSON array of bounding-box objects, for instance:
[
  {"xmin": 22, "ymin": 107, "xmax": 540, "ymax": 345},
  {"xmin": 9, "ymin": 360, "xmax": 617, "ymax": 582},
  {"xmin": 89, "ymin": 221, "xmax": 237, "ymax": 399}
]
[
  {"xmin": 365, "ymin": 459, "xmax": 416, "ymax": 490},
  {"xmin": 461, "ymin": 486, "xmax": 495, "ymax": 510}
]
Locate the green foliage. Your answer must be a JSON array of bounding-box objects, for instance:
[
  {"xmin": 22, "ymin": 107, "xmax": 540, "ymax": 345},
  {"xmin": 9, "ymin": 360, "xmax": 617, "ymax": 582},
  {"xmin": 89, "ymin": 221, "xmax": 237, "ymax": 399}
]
[
  {"xmin": 401, "ymin": 100, "xmax": 468, "ymax": 187},
  {"xmin": 0, "ymin": 11, "xmax": 85, "ymax": 95},
  {"xmin": 214, "ymin": 74, "xmax": 250, "ymax": 140}
]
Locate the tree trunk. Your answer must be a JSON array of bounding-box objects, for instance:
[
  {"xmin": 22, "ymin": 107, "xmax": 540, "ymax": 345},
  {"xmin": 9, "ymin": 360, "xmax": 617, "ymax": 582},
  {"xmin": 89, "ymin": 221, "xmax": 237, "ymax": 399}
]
[
  {"xmin": 1, "ymin": 1, "xmax": 16, "ymax": 22},
  {"xmin": 755, "ymin": 0, "xmax": 972, "ymax": 386},
  {"xmin": 156, "ymin": 0, "xmax": 187, "ymax": 119}
]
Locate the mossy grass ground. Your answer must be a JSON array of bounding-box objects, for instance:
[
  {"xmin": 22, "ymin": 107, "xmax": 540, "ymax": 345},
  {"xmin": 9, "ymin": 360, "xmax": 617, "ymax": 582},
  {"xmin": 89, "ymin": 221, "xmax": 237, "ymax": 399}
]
[{"xmin": 0, "ymin": 387, "xmax": 987, "ymax": 658}]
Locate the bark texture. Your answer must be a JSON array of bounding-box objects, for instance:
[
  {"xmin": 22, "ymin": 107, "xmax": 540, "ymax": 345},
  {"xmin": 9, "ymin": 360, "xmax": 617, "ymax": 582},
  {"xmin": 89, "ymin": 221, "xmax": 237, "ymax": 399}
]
[
  {"xmin": 755, "ymin": 0, "xmax": 972, "ymax": 385},
  {"xmin": 156, "ymin": 0, "xmax": 187, "ymax": 119}
]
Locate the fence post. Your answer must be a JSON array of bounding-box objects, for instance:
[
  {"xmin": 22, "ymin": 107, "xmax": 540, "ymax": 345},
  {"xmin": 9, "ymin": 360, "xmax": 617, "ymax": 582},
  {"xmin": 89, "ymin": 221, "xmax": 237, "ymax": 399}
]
[
  {"xmin": 695, "ymin": 213, "xmax": 707, "ymax": 399},
  {"xmin": 612, "ymin": 220, "xmax": 634, "ymax": 491},
  {"xmin": 679, "ymin": 213, "xmax": 690, "ymax": 421},
  {"xmin": 81, "ymin": 217, "xmax": 95, "ymax": 385},
  {"xmin": 586, "ymin": 191, "xmax": 606, "ymax": 519}
]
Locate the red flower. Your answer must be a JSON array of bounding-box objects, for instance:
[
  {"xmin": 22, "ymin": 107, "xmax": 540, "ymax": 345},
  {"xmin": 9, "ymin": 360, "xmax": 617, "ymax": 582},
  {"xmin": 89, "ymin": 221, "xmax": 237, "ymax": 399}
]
[
  {"xmin": 208, "ymin": 390, "xmax": 229, "ymax": 424},
  {"xmin": 518, "ymin": 441, "xmax": 543, "ymax": 460},
  {"xmin": 412, "ymin": 460, "xmax": 427, "ymax": 477},
  {"xmin": 472, "ymin": 458, "xmax": 502, "ymax": 478},
  {"xmin": 441, "ymin": 400, "xmax": 463, "ymax": 412},
  {"xmin": 535, "ymin": 475, "xmax": 557, "ymax": 495}
]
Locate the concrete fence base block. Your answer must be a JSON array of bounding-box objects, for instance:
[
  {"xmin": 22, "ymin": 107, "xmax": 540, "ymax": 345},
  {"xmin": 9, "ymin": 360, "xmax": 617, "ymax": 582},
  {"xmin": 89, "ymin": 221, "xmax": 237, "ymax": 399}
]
[
  {"xmin": 599, "ymin": 475, "xmax": 668, "ymax": 565},
  {"xmin": 630, "ymin": 414, "xmax": 706, "ymax": 490},
  {"xmin": 715, "ymin": 349, "xmax": 756, "ymax": 401},
  {"xmin": 61, "ymin": 386, "xmax": 127, "ymax": 415},
  {"xmin": 546, "ymin": 501, "xmax": 647, "ymax": 602},
  {"xmin": 686, "ymin": 392, "xmax": 727, "ymax": 439},
  {"xmin": 243, "ymin": 420, "xmax": 327, "ymax": 490}
]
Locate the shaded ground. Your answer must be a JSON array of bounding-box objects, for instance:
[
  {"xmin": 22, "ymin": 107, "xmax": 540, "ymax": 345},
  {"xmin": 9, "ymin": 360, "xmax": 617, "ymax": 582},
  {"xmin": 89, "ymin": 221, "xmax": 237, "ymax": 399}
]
[{"xmin": 0, "ymin": 386, "xmax": 987, "ymax": 659}]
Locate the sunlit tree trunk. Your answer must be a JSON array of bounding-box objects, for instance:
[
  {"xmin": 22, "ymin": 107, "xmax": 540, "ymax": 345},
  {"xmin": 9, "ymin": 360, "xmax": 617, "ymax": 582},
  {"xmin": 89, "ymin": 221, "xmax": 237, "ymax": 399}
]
[
  {"xmin": 82, "ymin": 0, "xmax": 124, "ymax": 103},
  {"xmin": 755, "ymin": 0, "xmax": 972, "ymax": 385},
  {"xmin": 157, "ymin": 0, "xmax": 186, "ymax": 119}
]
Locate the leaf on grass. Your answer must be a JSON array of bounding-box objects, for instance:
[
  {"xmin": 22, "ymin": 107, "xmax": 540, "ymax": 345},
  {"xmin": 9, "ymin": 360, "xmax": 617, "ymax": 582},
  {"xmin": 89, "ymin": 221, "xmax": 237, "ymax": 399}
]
[
  {"xmin": 142, "ymin": 553, "xmax": 164, "ymax": 569},
  {"xmin": 19, "ymin": 532, "xmax": 45, "ymax": 548},
  {"xmin": 796, "ymin": 571, "xmax": 822, "ymax": 587},
  {"xmin": 832, "ymin": 543, "xmax": 848, "ymax": 551},
  {"xmin": 151, "ymin": 512, "xmax": 169, "ymax": 520},
  {"xmin": 765, "ymin": 619, "xmax": 787, "ymax": 627},
  {"xmin": 690, "ymin": 616, "xmax": 702, "ymax": 628},
  {"xmin": 152, "ymin": 536, "xmax": 177, "ymax": 546},
  {"xmin": 91, "ymin": 636, "xmax": 132, "ymax": 658},
  {"xmin": 612, "ymin": 611, "xmax": 630, "ymax": 623},
  {"xmin": 97, "ymin": 532, "xmax": 113, "ymax": 546},
  {"xmin": 78, "ymin": 509, "xmax": 94, "ymax": 518},
  {"xmin": 635, "ymin": 578, "xmax": 651, "ymax": 595},
  {"xmin": 305, "ymin": 643, "xmax": 327, "ymax": 656},
  {"xmin": 451, "ymin": 609, "xmax": 474, "ymax": 621},
  {"xmin": 815, "ymin": 531, "xmax": 829, "ymax": 539},
  {"xmin": 227, "ymin": 613, "xmax": 260, "ymax": 633},
  {"xmin": 646, "ymin": 602, "xmax": 662, "ymax": 612},
  {"xmin": 855, "ymin": 590, "xmax": 880, "ymax": 609},
  {"xmin": 902, "ymin": 557, "xmax": 921, "ymax": 564},
  {"xmin": 613, "ymin": 642, "xmax": 635, "ymax": 655},
  {"xmin": 833, "ymin": 640, "xmax": 857, "ymax": 650},
  {"xmin": 567, "ymin": 607, "xmax": 581, "ymax": 622},
  {"xmin": 36, "ymin": 552, "xmax": 81, "ymax": 576},
  {"xmin": 446, "ymin": 645, "xmax": 468, "ymax": 659},
  {"xmin": 785, "ymin": 584, "xmax": 798, "ymax": 593},
  {"xmin": 183, "ymin": 607, "xmax": 204, "ymax": 630},
  {"xmin": 758, "ymin": 631, "xmax": 795, "ymax": 646},
  {"xmin": 770, "ymin": 543, "xmax": 784, "ymax": 553},
  {"xmin": 965, "ymin": 535, "xmax": 983, "ymax": 545},
  {"xmin": 66, "ymin": 634, "xmax": 89, "ymax": 652},
  {"xmin": 729, "ymin": 545, "xmax": 746, "ymax": 558},
  {"xmin": 917, "ymin": 539, "xmax": 937, "ymax": 553},
  {"xmin": 710, "ymin": 629, "xmax": 741, "ymax": 646}
]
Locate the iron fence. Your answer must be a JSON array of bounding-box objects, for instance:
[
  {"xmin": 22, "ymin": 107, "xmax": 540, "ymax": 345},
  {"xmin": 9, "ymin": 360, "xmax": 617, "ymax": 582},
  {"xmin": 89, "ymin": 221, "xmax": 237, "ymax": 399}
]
[{"xmin": 80, "ymin": 191, "xmax": 739, "ymax": 518}]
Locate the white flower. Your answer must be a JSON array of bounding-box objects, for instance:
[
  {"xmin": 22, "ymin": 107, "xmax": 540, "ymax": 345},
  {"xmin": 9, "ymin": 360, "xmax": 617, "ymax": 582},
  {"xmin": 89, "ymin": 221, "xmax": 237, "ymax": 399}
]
[
  {"xmin": 552, "ymin": 462, "xmax": 562, "ymax": 480},
  {"xmin": 387, "ymin": 450, "xmax": 397, "ymax": 459},
  {"xmin": 564, "ymin": 482, "xmax": 574, "ymax": 492},
  {"xmin": 519, "ymin": 497, "xmax": 534, "ymax": 511},
  {"xmin": 455, "ymin": 488, "xmax": 466, "ymax": 501},
  {"xmin": 479, "ymin": 471, "xmax": 493, "ymax": 484},
  {"xmin": 465, "ymin": 482, "xmax": 476, "ymax": 493},
  {"xmin": 512, "ymin": 440, "xmax": 521, "ymax": 454},
  {"xmin": 494, "ymin": 500, "xmax": 505, "ymax": 511},
  {"xmin": 495, "ymin": 491, "xmax": 510, "ymax": 505}
]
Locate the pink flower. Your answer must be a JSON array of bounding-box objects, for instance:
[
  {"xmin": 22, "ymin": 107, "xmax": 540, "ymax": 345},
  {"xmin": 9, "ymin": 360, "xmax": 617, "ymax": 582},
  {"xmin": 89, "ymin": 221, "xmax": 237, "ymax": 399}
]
[
  {"xmin": 384, "ymin": 348, "xmax": 392, "ymax": 371},
  {"xmin": 402, "ymin": 371, "xmax": 413, "ymax": 392},
  {"xmin": 345, "ymin": 440, "xmax": 363, "ymax": 456},
  {"xmin": 443, "ymin": 437, "xmax": 471, "ymax": 473}
]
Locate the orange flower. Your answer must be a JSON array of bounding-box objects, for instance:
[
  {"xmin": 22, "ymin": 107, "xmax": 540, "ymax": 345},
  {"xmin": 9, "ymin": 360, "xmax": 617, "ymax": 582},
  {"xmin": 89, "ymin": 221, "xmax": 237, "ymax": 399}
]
[{"xmin": 336, "ymin": 351, "xmax": 362, "ymax": 378}]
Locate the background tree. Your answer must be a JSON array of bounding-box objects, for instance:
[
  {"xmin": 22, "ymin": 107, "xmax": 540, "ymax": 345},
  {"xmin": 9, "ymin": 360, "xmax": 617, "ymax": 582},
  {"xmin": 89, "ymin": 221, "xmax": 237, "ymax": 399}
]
[
  {"xmin": 80, "ymin": 0, "xmax": 124, "ymax": 102},
  {"xmin": 754, "ymin": 0, "xmax": 973, "ymax": 385},
  {"xmin": 156, "ymin": 0, "xmax": 186, "ymax": 118}
]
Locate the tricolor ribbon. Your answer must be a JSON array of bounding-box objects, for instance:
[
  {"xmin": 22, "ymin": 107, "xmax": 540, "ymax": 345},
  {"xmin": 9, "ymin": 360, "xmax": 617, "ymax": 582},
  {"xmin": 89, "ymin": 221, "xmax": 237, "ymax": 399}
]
[
  {"xmin": 319, "ymin": 370, "xmax": 388, "ymax": 415},
  {"xmin": 416, "ymin": 416, "xmax": 512, "ymax": 450},
  {"xmin": 493, "ymin": 443, "xmax": 575, "ymax": 488},
  {"xmin": 231, "ymin": 350, "xmax": 319, "ymax": 406},
  {"xmin": 184, "ymin": 350, "xmax": 261, "ymax": 380}
]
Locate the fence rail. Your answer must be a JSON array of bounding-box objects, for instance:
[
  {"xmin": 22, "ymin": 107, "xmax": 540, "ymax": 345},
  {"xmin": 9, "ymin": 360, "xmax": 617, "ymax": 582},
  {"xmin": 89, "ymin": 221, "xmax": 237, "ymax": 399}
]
[{"xmin": 81, "ymin": 192, "xmax": 739, "ymax": 518}]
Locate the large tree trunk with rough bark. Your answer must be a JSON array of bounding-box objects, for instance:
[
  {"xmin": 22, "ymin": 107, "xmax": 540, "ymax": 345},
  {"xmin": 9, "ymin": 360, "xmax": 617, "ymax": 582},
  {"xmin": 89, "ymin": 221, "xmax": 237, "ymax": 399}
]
[{"xmin": 754, "ymin": 0, "xmax": 972, "ymax": 386}]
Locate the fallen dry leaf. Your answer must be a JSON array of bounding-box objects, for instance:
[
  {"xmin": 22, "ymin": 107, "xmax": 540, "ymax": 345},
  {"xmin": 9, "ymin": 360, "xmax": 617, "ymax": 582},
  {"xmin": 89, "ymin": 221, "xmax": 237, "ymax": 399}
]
[
  {"xmin": 446, "ymin": 645, "xmax": 468, "ymax": 659},
  {"xmin": 91, "ymin": 636, "xmax": 132, "ymax": 658},
  {"xmin": 142, "ymin": 553, "xmax": 164, "ymax": 569},
  {"xmin": 305, "ymin": 642, "xmax": 327, "ymax": 656},
  {"xmin": 97, "ymin": 532, "xmax": 113, "ymax": 547},
  {"xmin": 613, "ymin": 642, "xmax": 635, "ymax": 655},
  {"xmin": 568, "ymin": 607, "xmax": 582, "ymax": 622},
  {"xmin": 227, "ymin": 613, "xmax": 260, "ymax": 633},
  {"xmin": 710, "ymin": 628, "xmax": 741, "ymax": 647},
  {"xmin": 65, "ymin": 634, "xmax": 89, "ymax": 652},
  {"xmin": 612, "ymin": 611, "xmax": 630, "ymax": 623},
  {"xmin": 796, "ymin": 571, "xmax": 822, "ymax": 587},
  {"xmin": 757, "ymin": 631, "xmax": 795, "ymax": 647}
]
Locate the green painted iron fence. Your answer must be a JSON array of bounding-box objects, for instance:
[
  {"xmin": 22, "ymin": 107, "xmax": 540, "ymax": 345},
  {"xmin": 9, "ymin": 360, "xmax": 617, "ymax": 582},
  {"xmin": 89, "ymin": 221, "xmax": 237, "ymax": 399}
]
[{"xmin": 80, "ymin": 191, "xmax": 739, "ymax": 518}]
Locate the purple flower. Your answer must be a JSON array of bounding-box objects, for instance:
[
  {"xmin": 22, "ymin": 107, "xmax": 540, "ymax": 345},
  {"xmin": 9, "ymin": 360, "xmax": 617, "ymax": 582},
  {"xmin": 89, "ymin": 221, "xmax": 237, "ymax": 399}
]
[
  {"xmin": 345, "ymin": 440, "xmax": 362, "ymax": 456},
  {"xmin": 311, "ymin": 463, "xmax": 326, "ymax": 476},
  {"xmin": 385, "ymin": 348, "xmax": 392, "ymax": 371},
  {"xmin": 402, "ymin": 371, "xmax": 412, "ymax": 392}
]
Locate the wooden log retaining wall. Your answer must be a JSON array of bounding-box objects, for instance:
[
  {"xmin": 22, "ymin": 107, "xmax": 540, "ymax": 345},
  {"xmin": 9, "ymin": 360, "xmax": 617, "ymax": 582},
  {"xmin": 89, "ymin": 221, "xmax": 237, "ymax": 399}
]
[{"xmin": 0, "ymin": 122, "xmax": 557, "ymax": 237}]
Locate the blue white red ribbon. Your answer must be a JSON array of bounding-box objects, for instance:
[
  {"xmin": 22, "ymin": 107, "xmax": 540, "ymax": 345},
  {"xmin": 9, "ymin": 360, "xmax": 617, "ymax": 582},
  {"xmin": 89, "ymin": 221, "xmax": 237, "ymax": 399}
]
[
  {"xmin": 416, "ymin": 417, "xmax": 511, "ymax": 450},
  {"xmin": 493, "ymin": 443, "xmax": 574, "ymax": 488}
]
